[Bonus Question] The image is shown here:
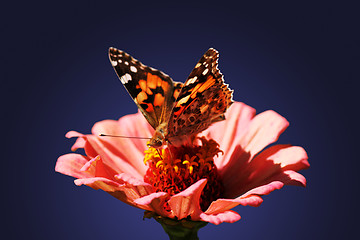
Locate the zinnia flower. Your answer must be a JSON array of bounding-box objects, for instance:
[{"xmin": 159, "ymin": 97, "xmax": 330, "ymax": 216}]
[{"xmin": 55, "ymin": 101, "xmax": 309, "ymax": 238}]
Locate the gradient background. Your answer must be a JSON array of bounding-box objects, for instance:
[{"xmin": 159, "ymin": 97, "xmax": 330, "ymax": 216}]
[{"xmin": 3, "ymin": 1, "xmax": 359, "ymax": 239}]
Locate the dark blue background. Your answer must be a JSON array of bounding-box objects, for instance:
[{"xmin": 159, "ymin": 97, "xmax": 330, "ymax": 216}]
[{"xmin": 3, "ymin": 1, "xmax": 359, "ymax": 239}]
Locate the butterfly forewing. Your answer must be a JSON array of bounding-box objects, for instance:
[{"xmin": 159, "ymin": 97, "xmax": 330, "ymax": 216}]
[
  {"xmin": 109, "ymin": 47, "xmax": 179, "ymax": 129},
  {"xmin": 167, "ymin": 48, "xmax": 234, "ymax": 141}
]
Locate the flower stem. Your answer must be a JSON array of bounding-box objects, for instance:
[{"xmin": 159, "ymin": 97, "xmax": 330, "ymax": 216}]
[{"xmin": 145, "ymin": 212, "xmax": 207, "ymax": 240}]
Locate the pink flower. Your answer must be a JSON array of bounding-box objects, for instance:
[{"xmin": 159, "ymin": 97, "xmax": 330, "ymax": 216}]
[{"xmin": 55, "ymin": 101, "xmax": 309, "ymax": 225}]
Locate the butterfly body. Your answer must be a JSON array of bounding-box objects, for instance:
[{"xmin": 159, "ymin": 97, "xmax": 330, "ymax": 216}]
[{"xmin": 109, "ymin": 47, "xmax": 233, "ymax": 148}]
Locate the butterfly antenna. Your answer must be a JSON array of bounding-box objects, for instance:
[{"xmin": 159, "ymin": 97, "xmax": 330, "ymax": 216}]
[{"xmin": 99, "ymin": 134, "xmax": 151, "ymax": 140}]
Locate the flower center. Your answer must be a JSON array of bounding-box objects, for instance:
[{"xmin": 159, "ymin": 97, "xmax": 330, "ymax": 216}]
[{"xmin": 143, "ymin": 137, "xmax": 224, "ymax": 212}]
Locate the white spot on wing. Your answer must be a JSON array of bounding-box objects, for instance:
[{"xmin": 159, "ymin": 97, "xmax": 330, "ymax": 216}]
[
  {"xmin": 186, "ymin": 76, "xmax": 197, "ymax": 85},
  {"xmin": 195, "ymin": 63, "xmax": 201, "ymax": 68},
  {"xmin": 202, "ymin": 68, "xmax": 209, "ymax": 75},
  {"xmin": 130, "ymin": 66, "xmax": 137, "ymax": 73},
  {"xmin": 111, "ymin": 60, "xmax": 118, "ymax": 66},
  {"xmin": 125, "ymin": 61, "xmax": 129, "ymax": 65},
  {"xmin": 177, "ymin": 95, "xmax": 190, "ymax": 105},
  {"xmin": 120, "ymin": 73, "xmax": 132, "ymax": 84}
]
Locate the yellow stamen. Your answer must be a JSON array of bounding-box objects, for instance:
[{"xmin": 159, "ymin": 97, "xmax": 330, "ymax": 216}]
[
  {"xmin": 156, "ymin": 160, "xmax": 164, "ymax": 168},
  {"xmin": 143, "ymin": 136, "xmax": 224, "ymax": 211}
]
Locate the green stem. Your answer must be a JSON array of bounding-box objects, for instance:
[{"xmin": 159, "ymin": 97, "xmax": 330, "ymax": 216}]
[{"xmin": 145, "ymin": 212, "xmax": 207, "ymax": 240}]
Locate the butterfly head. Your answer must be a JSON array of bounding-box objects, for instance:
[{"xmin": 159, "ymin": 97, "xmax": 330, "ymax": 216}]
[
  {"xmin": 148, "ymin": 136, "xmax": 164, "ymax": 148},
  {"xmin": 148, "ymin": 123, "xmax": 168, "ymax": 148}
]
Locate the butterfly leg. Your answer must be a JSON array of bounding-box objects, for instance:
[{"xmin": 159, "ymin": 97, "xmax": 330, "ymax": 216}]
[
  {"xmin": 156, "ymin": 149, "xmax": 163, "ymax": 160},
  {"xmin": 165, "ymin": 140, "xmax": 175, "ymax": 162}
]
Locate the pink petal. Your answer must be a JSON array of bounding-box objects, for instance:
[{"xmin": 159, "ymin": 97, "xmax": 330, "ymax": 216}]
[
  {"xmin": 201, "ymin": 102, "xmax": 256, "ymax": 170},
  {"xmin": 82, "ymin": 128, "xmax": 145, "ymax": 179},
  {"xmin": 93, "ymin": 111, "xmax": 153, "ymax": 154},
  {"xmin": 65, "ymin": 130, "xmax": 84, "ymax": 138},
  {"xmin": 65, "ymin": 131, "xmax": 86, "ymax": 151},
  {"xmin": 106, "ymin": 172, "xmax": 156, "ymax": 210},
  {"xmin": 74, "ymin": 171, "xmax": 156, "ymax": 210},
  {"xmin": 74, "ymin": 177, "xmax": 122, "ymax": 191},
  {"xmin": 86, "ymin": 111, "xmax": 153, "ymax": 178},
  {"xmin": 243, "ymin": 181, "xmax": 285, "ymax": 196},
  {"xmin": 273, "ymin": 170, "xmax": 307, "ymax": 187},
  {"xmin": 80, "ymin": 155, "xmax": 118, "ymax": 181},
  {"xmin": 250, "ymin": 144, "xmax": 309, "ymax": 171},
  {"xmin": 240, "ymin": 110, "xmax": 289, "ymax": 158},
  {"xmin": 133, "ymin": 192, "xmax": 168, "ymax": 206},
  {"xmin": 168, "ymin": 179, "xmax": 207, "ymax": 220},
  {"xmin": 55, "ymin": 153, "xmax": 92, "ymax": 179},
  {"xmin": 211, "ymin": 108, "xmax": 289, "ymax": 195},
  {"xmin": 114, "ymin": 173, "xmax": 155, "ymax": 201},
  {"xmin": 201, "ymin": 172, "xmax": 305, "ymax": 221},
  {"xmin": 241, "ymin": 171, "xmax": 306, "ymax": 197},
  {"xmin": 84, "ymin": 135, "xmax": 144, "ymax": 179},
  {"xmin": 84, "ymin": 139, "xmax": 99, "ymax": 158},
  {"xmin": 115, "ymin": 110, "xmax": 154, "ymax": 147},
  {"xmin": 224, "ymin": 144, "xmax": 308, "ymax": 198},
  {"xmin": 204, "ymin": 195, "xmax": 263, "ymax": 215},
  {"xmin": 134, "ymin": 192, "xmax": 171, "ymax": 217},
  {"xmin": 199, "ymin": 210, "xmax": 241, "ymax": 225},
  {"xmin": 62, "ymin": 112, "xmax": 153, "ymax": 179}
]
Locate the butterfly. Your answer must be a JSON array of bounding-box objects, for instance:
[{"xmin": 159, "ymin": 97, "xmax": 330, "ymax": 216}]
[{"xmin": 108, "ymin": 47, "xmax": 233, "ymax": 148}]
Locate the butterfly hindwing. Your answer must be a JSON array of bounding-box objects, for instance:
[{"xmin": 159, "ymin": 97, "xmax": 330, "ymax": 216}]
[
  {"xmin": 109, "ymin": 47, "xmax": 180, "ymax": 129},
  {"xmin": 167, "ymin": 48, "xmax": 233, "ymax": 140}
]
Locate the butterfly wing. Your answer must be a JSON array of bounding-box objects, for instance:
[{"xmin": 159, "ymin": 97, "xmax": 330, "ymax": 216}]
[
  {"xmin": 109, "ymin": 47, "xmax": 182, "ymax": 129},
  {"xmin": 167, "ymin": 48, "xmax": 234, "ymax": 141}
]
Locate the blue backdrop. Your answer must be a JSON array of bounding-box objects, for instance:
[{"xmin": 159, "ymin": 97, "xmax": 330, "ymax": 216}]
[{"xmin": 3, "ymin": 1, "xmax": 358, "ymax": 239}]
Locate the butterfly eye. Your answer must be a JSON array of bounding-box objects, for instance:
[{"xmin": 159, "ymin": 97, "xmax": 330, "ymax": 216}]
[
  {"xmin": 148, "ymin": 138, "xmax": 163, "ymax": 148},
  {"xmin": 155, "ymin": 139, "xmax": 163, "ymax": 146}
]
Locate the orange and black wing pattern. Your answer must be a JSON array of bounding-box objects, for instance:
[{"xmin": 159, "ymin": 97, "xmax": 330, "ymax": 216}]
[
  {"xmin": 109, "ymin": 47, "xmax": 181, "ymax": 129},
  {"xmin": 168, "ymin": 48, "xmax": 233, "ymax": 139}
]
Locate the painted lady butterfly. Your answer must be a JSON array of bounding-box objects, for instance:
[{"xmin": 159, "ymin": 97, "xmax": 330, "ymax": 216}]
[{"xmin": 108, "ymin": 47, "xmax": 233, "ymax": 148}]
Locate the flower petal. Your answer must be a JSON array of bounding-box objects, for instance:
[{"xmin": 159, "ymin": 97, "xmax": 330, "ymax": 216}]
[
  {"xmin": 204, "ymin": 195, "xmax": 263, "ymax": 215},
  {"xmin": 75, "ymin": 173, "xmax": 156, "ymax": 210},
  {"xmin": 81, "ymin": 116, "xmax": 151, "ymax": 179},
  {"xmin": 66, "ymin": 131, "xmax": 86, "ymax": 151},
  {"xmin": 83, "ymin": 134, "xmax": 145, "ymax": 179},
  {"xmin": 240, "ymin": 110, "xmax": 289, "ymax": 158},
  {"xmin": 223, "ymin": 144, "xmax": 308, "ymax": 198},
  {"xmin": 80, "ymin": 155, "xmax": 120, "ymax": 181},
  {"xmin": 134, "ymin": 192, "xmax": 171, "ymax": 216},
  {"xmin": 201, "ymin": 102, "xmax": 256, "ymax": 170},
  {"xmin": 245, "ymin": 145, "xmax": 309, "ymax": 181},
  {"xmin": 104, "ymin": 173, "xmax": 156, "ymax": 210},
  {"xmin": 272, "ymin": 170, "xmax": 307, "ymax": 187},
  {"xmin": 202, "ymin": 171, "xmax": 306, "ymax": 221},
  {"xmin": 264, "ymin": 145, "xmax": 310, "ymax": 171},
  {"xmin": 168, "ymin": 179, "xmax": 207, "ymax": 220},
  {"xmin": 114, "ymin": 173, "xmax": 155, "ymax": 200},
  {"xmin": 74, "ymin": 177, "xmax": 122, "ymax": 191},
  {"xmin": 115, "ymin": 110, "xmax": 154, "ymax": 147},
  {"xmin": 65, "ymin": 130, "xmax": 84, "ymax": 138},
  {"xmin": 55, "ymin": 153, "xmax": 92, "ymax": 179},
  {"xmin": 242, "ymin": 181, "xmax": 285, "ymax": 196},
  {"xmin": 240, "ymin": 170, "xmax": 306, "ymax": 197},
  {"xmin": 199, "ymin": 210, "xmax": 241, "ymax": 225}
]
